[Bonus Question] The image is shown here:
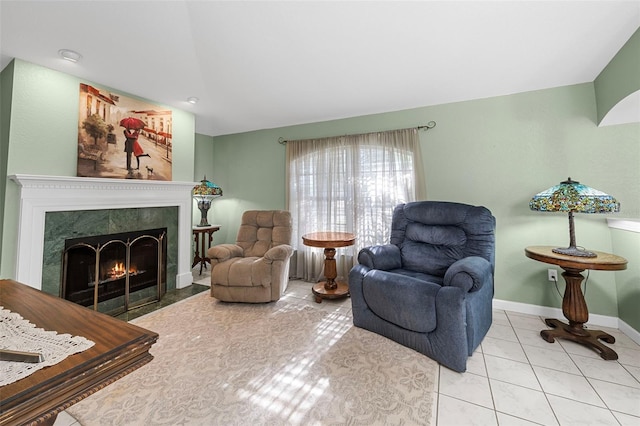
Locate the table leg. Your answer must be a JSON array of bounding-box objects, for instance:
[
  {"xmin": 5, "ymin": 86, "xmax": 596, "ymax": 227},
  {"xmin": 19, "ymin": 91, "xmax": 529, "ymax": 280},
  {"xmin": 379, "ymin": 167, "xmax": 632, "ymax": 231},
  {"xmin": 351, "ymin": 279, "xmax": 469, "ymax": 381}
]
[
  {"xmin": 312, "ymin": 247, "xmax": 349, "ymax": 303},
  {"xmin": 540, "ymin": 268, "xmax": 617, "ymax": 360},
  {"xmin": 199, "ymin": 232, "xmax": 205, "ymax": 275},
  {"xmin": 191, "ymin": 231, "xmax": 201, "ymax": 269},
  {"xmin": 192, "ymin": 230, "xmax": 213, "ymax": 275},
  {"xmin": 199, "ymin": 230, "xmax": 212, "ymax": 275}
]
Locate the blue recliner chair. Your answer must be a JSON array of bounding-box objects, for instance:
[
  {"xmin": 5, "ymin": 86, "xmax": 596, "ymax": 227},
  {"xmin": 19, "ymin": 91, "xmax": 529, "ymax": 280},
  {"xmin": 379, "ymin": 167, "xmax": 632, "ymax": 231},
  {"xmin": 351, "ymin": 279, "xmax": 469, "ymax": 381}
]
[{"xmin": 349, "ymin": 201, "xmax": 496, "ymax": 372}]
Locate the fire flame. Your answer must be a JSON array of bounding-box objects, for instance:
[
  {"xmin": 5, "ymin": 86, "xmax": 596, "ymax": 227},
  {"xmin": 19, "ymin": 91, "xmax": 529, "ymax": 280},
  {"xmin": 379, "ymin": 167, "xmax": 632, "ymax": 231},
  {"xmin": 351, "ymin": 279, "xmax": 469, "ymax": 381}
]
[{"xmin": 107, "ymin": 262, "xmax": 137, "ymax": 279}]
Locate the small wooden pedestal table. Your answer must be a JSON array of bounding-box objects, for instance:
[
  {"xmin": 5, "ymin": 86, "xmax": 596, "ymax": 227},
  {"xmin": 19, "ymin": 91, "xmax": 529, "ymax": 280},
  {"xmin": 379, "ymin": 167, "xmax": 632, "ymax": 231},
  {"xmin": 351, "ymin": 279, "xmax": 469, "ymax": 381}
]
[
  {"xmin": 524, "ymin": 245, "xmax": 627, "ymax": 360},
  {"xmin": 192, "ymin": 225, "xmax": 220, "ymax": 275},
  {"xmin": 302, "ymin": 231, "xmax": 356, "ymax": 303}
]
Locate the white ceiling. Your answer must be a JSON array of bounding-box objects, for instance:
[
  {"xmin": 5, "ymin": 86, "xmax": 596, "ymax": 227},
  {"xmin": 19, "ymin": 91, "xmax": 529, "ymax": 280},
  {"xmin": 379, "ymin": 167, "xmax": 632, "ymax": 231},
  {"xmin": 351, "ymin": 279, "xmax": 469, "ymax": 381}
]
[{"xmin": 1, "ymin": 1, "xmax": 639, "ymax": 137}]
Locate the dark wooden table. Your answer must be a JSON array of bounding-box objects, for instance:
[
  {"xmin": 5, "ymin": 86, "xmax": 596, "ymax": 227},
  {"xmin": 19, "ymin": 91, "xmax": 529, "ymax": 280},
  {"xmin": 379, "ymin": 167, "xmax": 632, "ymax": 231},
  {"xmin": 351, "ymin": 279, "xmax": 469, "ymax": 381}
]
[
  {"xmin": 0, "ymin": 279, "xmax": 158, "ymax": 426},
  {"xmin": 192, "ymin": 225, "xmax": 220, "ymax": 275},
  {"xmin": 302, "ymin": 231, "xmax": 356, "ymax": 303},
  {"xmin": 524, "ymin": 246, "xmax": 627, "ymax": 360}
]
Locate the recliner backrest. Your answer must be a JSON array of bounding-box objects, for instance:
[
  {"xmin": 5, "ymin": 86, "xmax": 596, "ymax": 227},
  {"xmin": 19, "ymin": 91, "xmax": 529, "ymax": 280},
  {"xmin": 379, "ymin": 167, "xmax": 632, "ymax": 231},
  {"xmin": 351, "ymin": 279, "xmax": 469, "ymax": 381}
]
[
  {"xmin": 236, "ymin": 210, "xmax": 292, "ymax": 257},
  {"xmin": 390, "ymin": 201, "xmax": 495, "ymax": 276}
]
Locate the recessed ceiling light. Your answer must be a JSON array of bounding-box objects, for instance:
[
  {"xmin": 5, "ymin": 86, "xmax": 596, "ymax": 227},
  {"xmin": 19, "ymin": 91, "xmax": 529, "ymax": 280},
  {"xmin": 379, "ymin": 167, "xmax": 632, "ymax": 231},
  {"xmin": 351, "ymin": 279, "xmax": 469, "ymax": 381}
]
[
  {"xmin": 58, "ymin": 49, "xmax": 82, "ymax": 63},
  {"xmin": 187, "ymin": 97, "xmax": 199, "ymax": 104}
]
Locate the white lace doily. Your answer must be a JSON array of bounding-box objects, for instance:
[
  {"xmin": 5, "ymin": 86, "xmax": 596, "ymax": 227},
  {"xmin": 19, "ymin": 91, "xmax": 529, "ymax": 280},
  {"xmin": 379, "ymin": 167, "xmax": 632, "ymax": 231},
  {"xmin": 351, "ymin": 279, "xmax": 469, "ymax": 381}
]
[{"xmin": 0, "ymin": 306, "xmax": 95, "ymax": 387}]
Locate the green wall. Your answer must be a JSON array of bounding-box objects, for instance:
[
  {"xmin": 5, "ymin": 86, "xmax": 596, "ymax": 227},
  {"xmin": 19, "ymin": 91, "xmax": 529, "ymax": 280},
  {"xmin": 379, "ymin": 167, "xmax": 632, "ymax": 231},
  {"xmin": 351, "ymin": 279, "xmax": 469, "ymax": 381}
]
[
  {"xmin": 0, "ymin": 59, "xmax": 196, "ymax": 279},
  {"xmin": 194, "ymin": 133, "xmax": 215, "ymax": 182},
  {"xmin": 207, "ymin": 130, "xmax": 288, "ymax": 243},
  {"xmin": 595, "ymin": 27, "xmax": 640, "ymax": 125},
  {"xmin": 610, "ymin": 227, "xmax": 640, "ymax": 331},
  {"xmin": 211, "ymin": 82, "xmax": 640, "ymax": 319},
  {"xmin": 192, "ymin": 132, "xmax": 218, "ymax": 235},
  {"xmin": 0, "ymin": 60, "xmax": 14, "ymax": 268}
]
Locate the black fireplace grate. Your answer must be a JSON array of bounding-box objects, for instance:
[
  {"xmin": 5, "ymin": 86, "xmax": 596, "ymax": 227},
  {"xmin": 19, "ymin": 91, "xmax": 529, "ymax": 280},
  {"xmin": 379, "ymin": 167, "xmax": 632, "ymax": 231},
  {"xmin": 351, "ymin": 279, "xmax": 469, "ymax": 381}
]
[{"xmin": 62, "ymin": 228, "xmax": 167, "ymax": 316}]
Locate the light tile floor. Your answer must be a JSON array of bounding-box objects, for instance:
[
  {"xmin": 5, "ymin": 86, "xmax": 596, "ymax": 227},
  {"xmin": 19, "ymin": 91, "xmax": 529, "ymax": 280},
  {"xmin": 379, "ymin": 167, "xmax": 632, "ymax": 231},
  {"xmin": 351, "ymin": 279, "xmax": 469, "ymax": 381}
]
[
  {"xmin": 283, "ymin": 279, "xmax": 640, "ymax": 426},
  {"xmin": 57, "ymin": 274, "xmax": 640, "ymax": 426}
]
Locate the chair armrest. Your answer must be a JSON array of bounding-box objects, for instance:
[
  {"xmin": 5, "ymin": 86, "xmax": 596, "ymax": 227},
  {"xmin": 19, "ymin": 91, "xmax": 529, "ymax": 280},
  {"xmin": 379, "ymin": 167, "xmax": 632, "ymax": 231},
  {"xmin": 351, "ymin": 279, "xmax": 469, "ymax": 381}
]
[
  {"xmin": 443, "ymin": 256, "xmax": 493, "ymax": 293},
  {"xmin": 264, "ymin": 244, "xmax": 293, "ymax": 262},
  {"xmin": 207, "ymin": 244, "xmax": 243, "ymax": 262},
  {"xmin": 357, "ymin": 245, "xmax": 402, "ymax": 270}
]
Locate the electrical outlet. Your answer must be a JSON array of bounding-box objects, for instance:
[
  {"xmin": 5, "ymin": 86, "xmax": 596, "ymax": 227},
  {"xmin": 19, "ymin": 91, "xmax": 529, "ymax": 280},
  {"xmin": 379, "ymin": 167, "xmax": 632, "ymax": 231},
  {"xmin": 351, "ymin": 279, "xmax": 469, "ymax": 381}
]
[{"xmin": 548, "ymin": 269, "xmax": 558, "ymax": 282}]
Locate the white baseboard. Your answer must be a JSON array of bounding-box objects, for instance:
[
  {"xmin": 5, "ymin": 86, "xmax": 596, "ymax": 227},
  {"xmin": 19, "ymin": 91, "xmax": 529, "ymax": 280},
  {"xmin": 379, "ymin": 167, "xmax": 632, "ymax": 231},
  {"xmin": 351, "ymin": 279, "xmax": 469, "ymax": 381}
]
[
  {"xmin": 176, "ymin": 272, "xmax": 194, "ymax": 289},
  {"xmin": 493, "ymin": 298, "xmax": 640, "ymax": 344},
  {"xmin": 618, "ymin": 319, "xmax": 640, "ymax": 346}
]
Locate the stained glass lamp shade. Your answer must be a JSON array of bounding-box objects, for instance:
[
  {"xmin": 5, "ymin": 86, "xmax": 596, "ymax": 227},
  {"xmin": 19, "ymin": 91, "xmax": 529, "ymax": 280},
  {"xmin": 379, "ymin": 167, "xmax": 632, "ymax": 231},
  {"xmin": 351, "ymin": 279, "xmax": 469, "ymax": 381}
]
[
  {"xmin": 529, "ymin": 178, "xmax": 619, "ymax": 257},
  {"xmin": 192, "ymin": 176, "xmax": 223, "ymax": 227}
]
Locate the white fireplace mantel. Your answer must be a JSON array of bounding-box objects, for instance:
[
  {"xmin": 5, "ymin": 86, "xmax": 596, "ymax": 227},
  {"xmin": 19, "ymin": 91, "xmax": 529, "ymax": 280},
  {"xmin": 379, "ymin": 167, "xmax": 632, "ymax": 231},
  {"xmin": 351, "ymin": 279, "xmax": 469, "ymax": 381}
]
[{"xmin": 10, "ymin": 174, "xmax": 198, "ymax": 290}]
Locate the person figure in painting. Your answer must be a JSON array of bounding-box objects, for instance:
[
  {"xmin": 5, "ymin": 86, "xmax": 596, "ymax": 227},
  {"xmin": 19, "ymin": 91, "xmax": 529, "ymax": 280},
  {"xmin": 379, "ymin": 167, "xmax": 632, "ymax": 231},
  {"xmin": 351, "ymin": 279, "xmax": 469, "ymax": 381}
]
[
  {"xmin": 123, "ymin": 128, "xmax": 150, "ymax": 171},
  {"xmin": 123, "ymin": 128, "xmax": 136, "ymax": 172},
  {"xmin": 131, "ymin": 132, "xmax": 150, "ymax": 169}
]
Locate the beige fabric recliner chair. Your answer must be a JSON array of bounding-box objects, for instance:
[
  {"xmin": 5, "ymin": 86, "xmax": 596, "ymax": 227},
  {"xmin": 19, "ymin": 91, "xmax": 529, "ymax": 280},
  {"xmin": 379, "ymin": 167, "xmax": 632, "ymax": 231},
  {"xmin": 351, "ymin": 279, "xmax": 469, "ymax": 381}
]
[{"xmin": 207, "ymin": 210, "xmax": 293, "ymax": 303}]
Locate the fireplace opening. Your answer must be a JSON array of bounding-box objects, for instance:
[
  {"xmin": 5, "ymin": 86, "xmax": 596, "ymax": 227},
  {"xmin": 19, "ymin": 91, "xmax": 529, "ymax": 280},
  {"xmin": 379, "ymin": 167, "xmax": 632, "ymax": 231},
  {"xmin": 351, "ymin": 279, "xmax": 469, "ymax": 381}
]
[{"xmin": 62, "ymin": 228, "xmax": 167, "ymax": 316}]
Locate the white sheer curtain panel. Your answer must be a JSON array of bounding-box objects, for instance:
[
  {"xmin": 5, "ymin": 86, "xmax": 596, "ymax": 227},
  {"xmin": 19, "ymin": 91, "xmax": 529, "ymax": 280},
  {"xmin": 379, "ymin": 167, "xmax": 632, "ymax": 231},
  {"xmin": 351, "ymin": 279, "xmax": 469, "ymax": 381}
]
[{"xmin": 286, "ymin": 128, "xmax": 425, "ymax": 282}]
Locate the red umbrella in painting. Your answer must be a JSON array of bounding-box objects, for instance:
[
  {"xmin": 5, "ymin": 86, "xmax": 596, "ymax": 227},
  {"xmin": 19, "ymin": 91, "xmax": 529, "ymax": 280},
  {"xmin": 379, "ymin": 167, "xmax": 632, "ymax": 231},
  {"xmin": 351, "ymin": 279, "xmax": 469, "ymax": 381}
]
[{"xmin": 119, "ymin": 117, "xmax": 145, "ymax": 130}]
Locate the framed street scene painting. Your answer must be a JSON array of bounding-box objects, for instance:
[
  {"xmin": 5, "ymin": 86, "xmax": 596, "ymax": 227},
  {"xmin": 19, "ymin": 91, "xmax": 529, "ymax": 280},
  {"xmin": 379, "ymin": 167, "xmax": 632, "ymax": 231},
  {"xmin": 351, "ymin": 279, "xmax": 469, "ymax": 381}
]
[{"xmin": 77, "ymin": 83, "xmax": 172, "ymax": 181}]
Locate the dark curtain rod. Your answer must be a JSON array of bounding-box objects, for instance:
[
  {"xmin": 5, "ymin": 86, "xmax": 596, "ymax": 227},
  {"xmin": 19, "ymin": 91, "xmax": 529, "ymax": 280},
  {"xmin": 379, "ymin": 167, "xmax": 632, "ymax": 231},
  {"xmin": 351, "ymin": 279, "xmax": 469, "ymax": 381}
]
[{"xmin": 278, "ymin": 121, "xmax": 436, "ymax": 145}]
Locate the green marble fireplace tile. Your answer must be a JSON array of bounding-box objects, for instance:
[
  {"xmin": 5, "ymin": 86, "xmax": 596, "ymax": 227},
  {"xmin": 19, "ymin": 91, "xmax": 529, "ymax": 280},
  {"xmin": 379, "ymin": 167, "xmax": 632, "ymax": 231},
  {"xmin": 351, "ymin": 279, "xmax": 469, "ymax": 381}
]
[
  {"xmin": 42, "ymin": 237, "xmax": 64, "ymax": 268},
  {"xmin": 42, "ymin": 263, "xmax": 62, "ymax": 296},
  {"xmin": 75, "ymin": 210, "xmax": 111, "ymax": 236},
  {"xmin": 43, "ymin": 207, "xmax": 179, "ymax": 297},
  {"xmin": 109, "ymin": 208, "xmax": 142, "ymax": 233},
  {"xmin": 140, "ymin": 207, "xmax": 168, "ymax": 228}
]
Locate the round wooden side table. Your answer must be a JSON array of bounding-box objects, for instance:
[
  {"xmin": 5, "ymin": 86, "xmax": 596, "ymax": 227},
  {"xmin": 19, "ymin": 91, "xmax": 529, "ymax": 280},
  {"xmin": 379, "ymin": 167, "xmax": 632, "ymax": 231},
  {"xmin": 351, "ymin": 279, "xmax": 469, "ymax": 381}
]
[
  {"xmin": 302, "ymin": 231, "xmax": 356, "ymax": 303},
  {"xmin": 525, "ymin": 245, "xmax": 627, "ymax": 360}
]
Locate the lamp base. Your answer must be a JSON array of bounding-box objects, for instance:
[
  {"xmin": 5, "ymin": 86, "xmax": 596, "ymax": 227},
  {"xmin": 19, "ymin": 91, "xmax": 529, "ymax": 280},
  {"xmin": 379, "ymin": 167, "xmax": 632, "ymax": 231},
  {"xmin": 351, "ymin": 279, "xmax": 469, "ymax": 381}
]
[
  {"xmin": 197, "ymin": 200, "xmax": 211, "ymax": 227},
  {"xmin": 552, "ymin": 246, "xmax": 597, "ymax": 258}
]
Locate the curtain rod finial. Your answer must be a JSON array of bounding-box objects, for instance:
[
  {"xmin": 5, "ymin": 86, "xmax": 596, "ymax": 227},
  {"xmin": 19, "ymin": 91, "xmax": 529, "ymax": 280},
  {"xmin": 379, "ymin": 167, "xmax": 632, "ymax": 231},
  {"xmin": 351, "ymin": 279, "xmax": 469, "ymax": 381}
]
[{"xmin": 418, "ymin": 121, "xmax": 436, "ymax": 131}]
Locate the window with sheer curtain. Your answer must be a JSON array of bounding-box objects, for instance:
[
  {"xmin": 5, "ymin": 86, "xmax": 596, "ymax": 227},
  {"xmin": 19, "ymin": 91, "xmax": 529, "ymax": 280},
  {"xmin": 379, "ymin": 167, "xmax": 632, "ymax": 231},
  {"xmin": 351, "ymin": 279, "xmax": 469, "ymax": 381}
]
[{"xmin": 286, "ymin": 128, "xmax": 425, "ymax": 281}]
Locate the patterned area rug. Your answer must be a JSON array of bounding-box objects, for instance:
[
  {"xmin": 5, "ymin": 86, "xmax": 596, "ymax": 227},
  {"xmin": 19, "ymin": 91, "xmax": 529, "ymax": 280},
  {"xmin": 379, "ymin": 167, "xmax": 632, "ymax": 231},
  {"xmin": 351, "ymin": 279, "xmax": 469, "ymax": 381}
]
[{"xmin": 68, "ymin": 292, "xmax": 437, "ymax": 425}]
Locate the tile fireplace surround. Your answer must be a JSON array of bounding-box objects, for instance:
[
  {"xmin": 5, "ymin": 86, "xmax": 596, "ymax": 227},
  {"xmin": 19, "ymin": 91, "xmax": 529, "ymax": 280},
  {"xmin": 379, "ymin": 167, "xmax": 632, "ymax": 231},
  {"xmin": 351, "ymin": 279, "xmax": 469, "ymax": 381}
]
[{"xmin": 9, "ymin": 174, "xmax": 197, "ymax": 291}]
